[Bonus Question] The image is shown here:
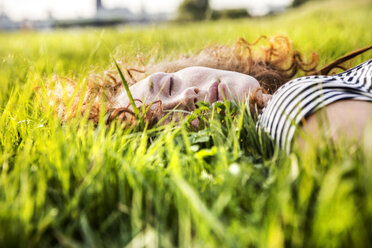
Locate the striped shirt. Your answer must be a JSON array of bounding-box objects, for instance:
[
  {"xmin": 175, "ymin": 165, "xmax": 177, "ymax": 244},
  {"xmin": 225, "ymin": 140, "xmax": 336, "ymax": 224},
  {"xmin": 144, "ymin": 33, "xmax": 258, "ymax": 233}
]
[{"xmin": 258, "ymin": 59, "xmax": 372, "ymax": 153}]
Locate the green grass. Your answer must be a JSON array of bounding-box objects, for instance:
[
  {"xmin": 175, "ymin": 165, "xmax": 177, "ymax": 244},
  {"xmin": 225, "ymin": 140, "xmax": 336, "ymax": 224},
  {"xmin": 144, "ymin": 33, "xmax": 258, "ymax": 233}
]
[{"xmin": 1, "ymin": 0, "xmax": 372, "ymax": 247}]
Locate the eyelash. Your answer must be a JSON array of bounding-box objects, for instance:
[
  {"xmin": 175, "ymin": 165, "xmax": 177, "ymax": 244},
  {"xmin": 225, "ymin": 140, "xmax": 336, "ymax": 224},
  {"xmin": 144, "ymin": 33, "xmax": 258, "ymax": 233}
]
[{"xmin": 169, "ymin": 77, "xmax": 173, "ymax": 96}]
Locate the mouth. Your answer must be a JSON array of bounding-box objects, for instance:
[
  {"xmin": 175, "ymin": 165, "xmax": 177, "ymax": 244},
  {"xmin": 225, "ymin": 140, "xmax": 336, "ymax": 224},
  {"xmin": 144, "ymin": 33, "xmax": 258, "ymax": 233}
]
[
  {"xmin": 207, "ymin": 81, "xmax": 231, "ymax": 103},
  {"xmin": 218, "ymin": 83, "xmax": 228, "ymax": 101},
  {"xmin": 208, "ymin": 81, "xmax": 219, "ymax": 103},
  {"xmin": 207, "ymin": 81, "xmax": 230, "ymax": 103}
]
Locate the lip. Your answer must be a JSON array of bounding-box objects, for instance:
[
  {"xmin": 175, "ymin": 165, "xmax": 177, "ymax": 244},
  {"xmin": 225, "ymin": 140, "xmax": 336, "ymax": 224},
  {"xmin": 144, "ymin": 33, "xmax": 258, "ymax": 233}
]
[
  {"xmin": 208, "ymin": 81, "xmax": 219, "ymax": 103},
  {"xmin": 218, "ymin": 83, "xmax": 228, "ymax": 101}
]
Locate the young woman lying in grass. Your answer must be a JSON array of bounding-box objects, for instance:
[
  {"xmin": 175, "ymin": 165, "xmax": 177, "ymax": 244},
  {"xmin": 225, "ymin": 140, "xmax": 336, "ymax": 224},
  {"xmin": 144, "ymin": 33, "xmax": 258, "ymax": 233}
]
[{"xmin": 48, "ymin": 36, "xmax": 372, "ymax": 153}]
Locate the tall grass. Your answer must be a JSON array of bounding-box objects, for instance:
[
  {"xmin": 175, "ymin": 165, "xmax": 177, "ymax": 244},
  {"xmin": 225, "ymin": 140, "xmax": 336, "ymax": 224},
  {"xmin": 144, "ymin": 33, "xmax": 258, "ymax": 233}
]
[{"xmin": 0, "ymin": 0, "xmax": 371, "ymax": 247}]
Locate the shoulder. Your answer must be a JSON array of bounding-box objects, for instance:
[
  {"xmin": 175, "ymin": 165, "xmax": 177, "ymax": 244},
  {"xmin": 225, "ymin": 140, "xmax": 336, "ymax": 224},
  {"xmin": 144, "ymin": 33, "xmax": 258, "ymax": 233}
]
[
  {"xmin": 258, "ymin": 75, "xmax": 337, "ymax": 152},
  {"xmin": 296, "ymin": 99, "xmax": 372, "ymax": 150},
  {"xmin": 258, "ymin": 60, "xmax": 372, "ymax": 152}
]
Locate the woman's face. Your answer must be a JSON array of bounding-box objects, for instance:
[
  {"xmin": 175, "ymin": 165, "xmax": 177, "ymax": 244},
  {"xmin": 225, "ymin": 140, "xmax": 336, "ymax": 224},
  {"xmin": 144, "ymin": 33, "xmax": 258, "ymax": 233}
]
[{"xmin": 116, "ymin": 66, "xmax": 270, "ymax": 112}]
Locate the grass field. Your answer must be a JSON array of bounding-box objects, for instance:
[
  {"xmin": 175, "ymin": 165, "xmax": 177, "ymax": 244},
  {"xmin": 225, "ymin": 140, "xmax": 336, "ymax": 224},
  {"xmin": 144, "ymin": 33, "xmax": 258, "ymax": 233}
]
[{"xmin": 0, "ymin": 0, "xmax": 372, "ymax": 247}]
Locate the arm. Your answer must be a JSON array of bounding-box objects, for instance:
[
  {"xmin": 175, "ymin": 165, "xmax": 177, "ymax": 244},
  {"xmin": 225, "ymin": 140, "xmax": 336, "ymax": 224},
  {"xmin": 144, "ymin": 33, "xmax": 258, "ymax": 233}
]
[{"xmin": 295, "ymin": 100, "xmax": 372, "ymax": 149}]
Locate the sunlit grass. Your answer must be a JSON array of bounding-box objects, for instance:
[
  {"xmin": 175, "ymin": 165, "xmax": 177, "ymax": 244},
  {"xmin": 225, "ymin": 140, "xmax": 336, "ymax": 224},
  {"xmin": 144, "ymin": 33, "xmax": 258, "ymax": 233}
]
[{"xmin": 0, "ymin": 0, "xmax": 371, "ymax": 247}]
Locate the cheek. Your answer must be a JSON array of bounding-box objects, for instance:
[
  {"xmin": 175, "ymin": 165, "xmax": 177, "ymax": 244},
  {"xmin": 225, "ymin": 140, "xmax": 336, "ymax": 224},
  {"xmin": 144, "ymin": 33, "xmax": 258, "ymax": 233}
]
[{"xmin": 177, "ymin": 70, "xmax": 212, "ymax": 89}]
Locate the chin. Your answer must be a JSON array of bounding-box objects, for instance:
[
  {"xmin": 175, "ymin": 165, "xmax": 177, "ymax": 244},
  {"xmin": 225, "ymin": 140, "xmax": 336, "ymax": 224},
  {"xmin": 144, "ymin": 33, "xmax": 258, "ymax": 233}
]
[
  {"xmin": 223, "ymin": 84, "xmax": 250, "ymax": 102},
  {"xmin": 229, "ymin": 90, "xmax": 250, "ymax": 102}
]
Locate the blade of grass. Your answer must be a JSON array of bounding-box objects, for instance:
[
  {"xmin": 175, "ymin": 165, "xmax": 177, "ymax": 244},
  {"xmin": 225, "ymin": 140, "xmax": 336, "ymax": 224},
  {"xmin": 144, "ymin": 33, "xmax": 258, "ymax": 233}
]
[{"xmin": 113, "ymin": 58, "xmax": 144, "ymax": 127}]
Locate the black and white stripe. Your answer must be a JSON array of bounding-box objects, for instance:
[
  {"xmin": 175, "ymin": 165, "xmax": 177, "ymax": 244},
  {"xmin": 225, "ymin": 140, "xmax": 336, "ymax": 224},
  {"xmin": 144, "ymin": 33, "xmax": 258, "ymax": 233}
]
[{"xmin": 258, "ymin": 59, "xmax": 372, "ymax": 153}]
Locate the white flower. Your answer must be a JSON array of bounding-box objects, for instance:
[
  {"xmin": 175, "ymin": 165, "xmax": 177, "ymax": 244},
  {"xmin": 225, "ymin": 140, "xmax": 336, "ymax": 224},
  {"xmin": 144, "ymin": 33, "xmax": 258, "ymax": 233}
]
[{"xmin": 229, "ymin": 163, "xmax": 240, "ymax": 175}]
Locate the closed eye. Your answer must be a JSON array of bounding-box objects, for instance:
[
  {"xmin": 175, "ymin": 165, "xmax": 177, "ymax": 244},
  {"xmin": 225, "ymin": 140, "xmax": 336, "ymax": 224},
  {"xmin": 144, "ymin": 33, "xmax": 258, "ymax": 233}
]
[{"xmin": 169, "ymin": 76, "xmax": 174, "ymax": 96}]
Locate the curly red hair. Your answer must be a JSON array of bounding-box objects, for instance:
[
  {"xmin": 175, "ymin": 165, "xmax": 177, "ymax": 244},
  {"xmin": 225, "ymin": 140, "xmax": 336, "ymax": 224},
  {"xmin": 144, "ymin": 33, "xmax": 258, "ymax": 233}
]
[{"xmin": 47, "ymin": 35, "xmax": 320, "ymax": 127}]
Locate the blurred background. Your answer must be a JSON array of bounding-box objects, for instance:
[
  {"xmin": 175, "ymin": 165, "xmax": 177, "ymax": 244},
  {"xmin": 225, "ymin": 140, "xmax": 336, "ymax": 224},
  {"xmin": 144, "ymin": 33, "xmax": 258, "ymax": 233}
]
[{"xmin": 0, "ymin": 0, "xmax": 303, "ymax": 30}]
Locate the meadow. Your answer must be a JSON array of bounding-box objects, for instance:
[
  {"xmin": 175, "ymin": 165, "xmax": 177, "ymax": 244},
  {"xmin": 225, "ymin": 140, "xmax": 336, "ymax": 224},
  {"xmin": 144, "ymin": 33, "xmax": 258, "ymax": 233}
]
[{"xmin": 0, "ymin": 0, "xmax": 372, "ymax": 247}]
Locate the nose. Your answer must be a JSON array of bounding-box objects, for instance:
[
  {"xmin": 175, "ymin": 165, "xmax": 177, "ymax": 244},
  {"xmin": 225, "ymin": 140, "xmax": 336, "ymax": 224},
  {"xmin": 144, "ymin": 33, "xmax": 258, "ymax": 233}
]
[
  {"xmin": 162, "ymin": 87, "xmax": 203, "ymax": 112},
  {"xmin": 180, "ymin": 87, "xmax": 200, "ymax": 111}
]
